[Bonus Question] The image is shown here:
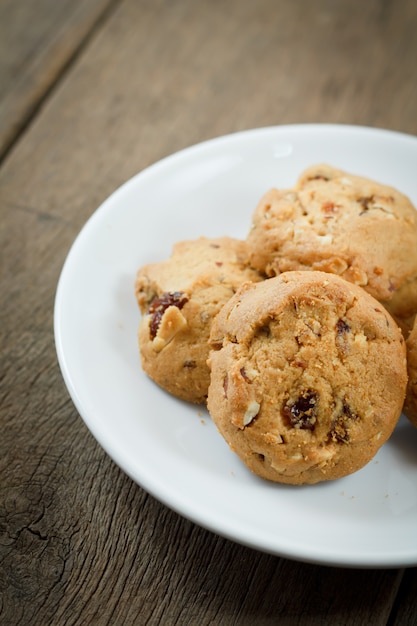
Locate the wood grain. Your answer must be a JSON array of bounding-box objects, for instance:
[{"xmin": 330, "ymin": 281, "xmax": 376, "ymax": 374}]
[
  {"xmin": 1, "ymin": 0, "xmax": 417, "ymax": 623},
  {"xmin": 0, "ymin": 0, "xmax": 119, "ymax": 160}
]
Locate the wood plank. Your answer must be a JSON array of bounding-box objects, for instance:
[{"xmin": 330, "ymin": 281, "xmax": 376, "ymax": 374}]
[
  {"xmin": 0, "ymin": 0, "xmax": 119, "ymax": 159},
  {"xmin": 0, "ymin": 433, "xmax": 405, "ymax": 624},
  {"xmin": 1, "ymin": 0, "xmax": 417, "ymax": 623},
  {"xmin": 387, "ymin": 567, "xmax": 417, "ymax": 626}
]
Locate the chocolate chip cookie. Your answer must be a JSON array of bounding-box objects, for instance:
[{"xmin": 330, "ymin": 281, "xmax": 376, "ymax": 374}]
[
  {"xmin": 207, "ymin": 271, "xmax": 407, "ymax": 484},
  {"xmin": 246, "ymin": 164, "xmax": 417, "ymax": 329},
  {"xmin": 135, "ymin": 236, "xmax": 263, "ymax": 403}
]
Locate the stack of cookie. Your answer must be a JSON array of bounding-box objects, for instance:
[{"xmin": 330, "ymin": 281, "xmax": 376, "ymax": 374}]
[{"xmin": 135, "ymin": 165, "xmax": 417, "ymax": 484}]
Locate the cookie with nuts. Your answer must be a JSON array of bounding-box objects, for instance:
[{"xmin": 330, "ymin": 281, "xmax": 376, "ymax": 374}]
[
  {"xmin": 246, "ymin": 164, "xmax": 417, "ymax": 331},
  {"xmin": 207, "ymin": 271, "xmax": 407, "ymax": 484},
  {"xmin": 135, "ymin": 236, "xmax": 263, "ymax": 403}
]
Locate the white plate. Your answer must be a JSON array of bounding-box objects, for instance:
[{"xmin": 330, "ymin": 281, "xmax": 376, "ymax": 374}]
[{"xmin": 54, "ymin": 124, "xmax": 417, "ymax": 568}]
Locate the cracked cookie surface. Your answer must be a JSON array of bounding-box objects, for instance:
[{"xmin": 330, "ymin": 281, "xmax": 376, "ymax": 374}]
[
  {"xmin": 135, "ymin": 236, "xmax": 263, "ymax": 403},
  {"xmin": 246, "ymin": 164, "xmax": 417, "ymax": 328},
  {"xmin": 207, "ymin": 271, "xmax": 407, "ymax": 484}
]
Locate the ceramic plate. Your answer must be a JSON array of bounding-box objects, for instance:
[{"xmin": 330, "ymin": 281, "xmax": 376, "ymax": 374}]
[{"xmin": 54, "ymin": 124, "xmax": 417, "ymax": 568}]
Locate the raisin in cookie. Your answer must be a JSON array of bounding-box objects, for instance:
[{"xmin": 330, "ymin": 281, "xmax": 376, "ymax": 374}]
[
  {"xmin": 135, "ymin": 236, "xmax": 263, "ymax": 403},
  {"xmin": 404, "ymin": 317, "xmax": 417, "ymax": 428},
  {"xmin": 247, "ymin": 164, "xmax": 417, "ymax": 329},
  {"xmin": 207, "ymin": 271, "xmax": 407, "ymax": 484}
]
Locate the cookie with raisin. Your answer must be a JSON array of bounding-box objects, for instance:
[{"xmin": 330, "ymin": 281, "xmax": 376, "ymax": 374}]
[
  {"xmin": 404, "ymin": 317, "xmax": 417, "ymax": 428},
  {"xmin": 135, "ymin": 236, "xmax": 263, "ymax": 403},
  {"xmin": 207, "ymin": 271, "xmax": 407, "ymax": 484},
  {"xmin": 246, "ymin": 164, "xmax": 417, "ymax": 329}
]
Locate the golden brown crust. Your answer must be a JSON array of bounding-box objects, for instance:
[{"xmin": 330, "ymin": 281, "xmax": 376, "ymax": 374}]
[
  {"xmin": 383, "ymin": 278, "xmax": 417, "ymax": 334},
  {"xmin": 246, "ymin": 164, "xmax": 417, "ymax": 314},
  {"xmin": 207, "ymin": 271, "xmax": 408, "ymax": 484}
]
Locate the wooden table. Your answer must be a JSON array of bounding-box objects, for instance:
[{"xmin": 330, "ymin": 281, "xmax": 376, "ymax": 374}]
[{"xmin": 1, "ymin": 1, "xmax": 417, "ymax": 623}]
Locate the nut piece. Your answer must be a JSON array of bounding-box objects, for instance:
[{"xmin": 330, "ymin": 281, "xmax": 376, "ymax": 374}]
[
  {"xmin": 243, "ymin": 401, "xmax": 260, "ymax": 427},
  {"xmin": 150, "ymin": 305, "xmax": 188, "ymax": 352},
  {"xmin": 148, "ymin": 291, "xmax": 188, "ymax": 339}
]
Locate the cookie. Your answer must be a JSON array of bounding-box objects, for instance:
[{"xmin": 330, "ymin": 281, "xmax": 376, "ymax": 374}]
[
  {"xmin": 135, "ymin": 236, "xmax": 263, "ymax": 403},
  {"xmin": 207, "ymin": 271, "xmax": 407, "ymax": 485},
  {"xmin": 404, "ymin": 317, "xmax": 417, "ymax": 428},
  {"xmin": 246, "ymin": 164, "xmax": 417, "ymax": 327}
]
